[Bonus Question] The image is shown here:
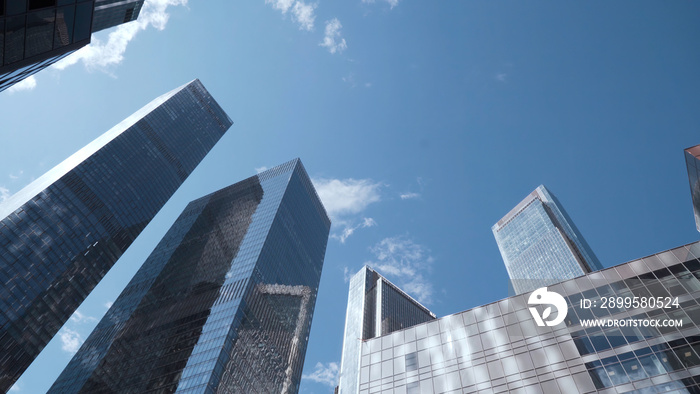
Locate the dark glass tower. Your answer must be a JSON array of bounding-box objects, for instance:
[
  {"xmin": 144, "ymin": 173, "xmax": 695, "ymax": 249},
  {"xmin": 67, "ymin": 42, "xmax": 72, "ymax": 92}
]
[
  {"xmin": 493, "ymin": 185, "xmax": 603, "ymax": 295},
  {"xmin": 49, "ymin": 159, "xmax": 331, "ymax": 394},
  {"xmin": 685, "ymin": 145, "xmax": 700, "ymax": 233},
  {"xmin": 338, "ymin": 266, "xmax": 435, "ymax": 394},
  {"xmin": 0, "ymin": 0, "xmax": 143, "ymax": 92},
  {"xmin": 0, "ymin": 79, "xmax": 231, "ymax": 392},
  {"xmin": 92, "ymin": 0, "xmax": 143, "ymax": 33}
]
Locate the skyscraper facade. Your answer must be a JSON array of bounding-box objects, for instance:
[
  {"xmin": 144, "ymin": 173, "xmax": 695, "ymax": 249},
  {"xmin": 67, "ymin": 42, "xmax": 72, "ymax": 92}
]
[
  {"xmin": 0, "ymin": 79, "xmax": 231, "ymax": 392},
  {"xmin": 0, "ymin": 0, "xmax": 142, "ymax": 92},
  {"xmin": 92, "ymin": 0, "xmax": 143, "ymax": 32},
  {"xmin": 338, "ymin": 266, "xmax": 436, "ymax": 394},
  {"xmin": 685, "ymin": 145, "xmax": 700, "ymax": 233},
  {"xmin": 356, "ymin": 241, "xmax": 700, "ymax": 394},
  {"xmin": 49, "ymin": 159, "xmax": 331, "ymax": 394},
  {"xmin": 493, "ymin": 185, "xmax": 603, "ymax": 295}
]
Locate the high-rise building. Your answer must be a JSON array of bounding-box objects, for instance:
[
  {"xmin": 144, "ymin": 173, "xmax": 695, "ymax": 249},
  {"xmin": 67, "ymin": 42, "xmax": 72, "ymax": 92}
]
[
  {"xmin": 338, "ymin": 266, "xmax": 436, "ymax": 394},
  {"xmin": 0, "ymin": 79, "xmax": 231, "ymax": 392},
  {"xmin": 0, "ymin": 0, "xmax": 143, "ymax": 92},
  {"xmin": 492, "ymin": 185, "xmax": 603, "ymax": 295},
  {"xmin": 92, "ymin": 0, "xmax": 143, "ymax": 33},
  {"xmin": 685, "ymin": 145, "xmax": 700, "ymax": 233},
  {"xmin": 49, "ymin": 159, "xmax": 331, "ymax": 394},
  {"xmin": 355, "ymin": 241, "xmax": 700, "ymax": 394}
]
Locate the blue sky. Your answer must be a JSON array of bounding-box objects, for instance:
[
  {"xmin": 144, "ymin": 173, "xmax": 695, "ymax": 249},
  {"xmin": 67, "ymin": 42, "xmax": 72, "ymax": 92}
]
[{"xmin": 1, "ymin": 0, "xmax": 699, "ymax": 392}]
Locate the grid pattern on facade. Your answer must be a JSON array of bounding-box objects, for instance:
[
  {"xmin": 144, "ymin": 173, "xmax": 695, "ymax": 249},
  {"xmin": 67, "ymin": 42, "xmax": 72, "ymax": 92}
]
[
  {"xmin": 685, "ymin": 145, "xmax": 700, "ymax": 233},
  {"xmin": 0, "ymin": 0, "xmax": 94, "ymax": 91},
  {"xmin": 358, "ymin": 242, "xmax": 700, "ymax": 394},
  {"xmin": 0, "ymin": 80, "xmax": 231, "ymax": 392},
  {"xmin": 492, "ymin": 185, "xmax": 603, "ymax": 295},
  {"xmin": 49, "ymin": 159, "xmax": 331, "ymax": 394},
  {"xmin": 339, "ymin": 266, "xmax": 436, "ymax": 394},
  {"xmin": 92, "ymin": 0, "xmax": 143, "ymax": 32}
]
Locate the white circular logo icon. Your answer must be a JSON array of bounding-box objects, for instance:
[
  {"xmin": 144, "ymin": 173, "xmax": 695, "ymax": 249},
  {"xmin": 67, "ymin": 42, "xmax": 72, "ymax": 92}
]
[{"xmin": 528, "ymin": 287, "xmax": 567, "ymax": 327}]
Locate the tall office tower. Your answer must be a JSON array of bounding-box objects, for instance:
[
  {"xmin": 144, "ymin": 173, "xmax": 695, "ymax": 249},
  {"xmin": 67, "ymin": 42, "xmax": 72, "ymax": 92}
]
[
  {"xmin": 49, "ymin": 159, "xmax": 331, "ymax": 394},
  {"xmin": 338, "ymin": 266, "xmax": 436, "ymax": 394},
  {"xmin": 685, "ymin": 145, "xmax": 700, "ymax": 233},
  {"xmin": 492, "ymin": 185, "xmax": 603, "ymax": 295},
  {"xmin": 0, "ymin": 79, "xmax": 231, "ymax": 392},
  {"xmin": 355, "ymin": 241, "xmax": 700, "ymax": 394},
  {"xmin": 92, "ymin": 0, "xmax": 143, "ymax": 32},
  {"xmin": 0, "ymin": 0, "xmax": 142, "ymax": 92}
]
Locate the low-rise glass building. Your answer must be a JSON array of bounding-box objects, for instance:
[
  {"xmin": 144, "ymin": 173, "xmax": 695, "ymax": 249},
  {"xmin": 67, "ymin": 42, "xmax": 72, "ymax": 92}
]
[{"xmin": 357, "ymin": 241, "xmax": 700, "ymax": 394}]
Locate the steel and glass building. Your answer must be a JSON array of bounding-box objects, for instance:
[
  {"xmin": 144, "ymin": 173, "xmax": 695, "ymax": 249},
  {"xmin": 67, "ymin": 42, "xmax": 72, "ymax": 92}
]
[
  {"xmin": 0, "ymin": 0, "xmax": 143, "ymax": 92},
  {"xmin": 49, "ymin": 159, "xmax": 331, "ymax": 394},
  {"xmin": 92, "ymin": 0, "xmax": 143, "ymax": 32},
  {"xmin": 0, "ymin": 79, "xmax": 231, "ymax": 392},
  {"xmin": 493, "ymin": 185, "xmax": 603, "ymax": 295},
  {"xmin": 685, "ymin": 145, "xmax": 700, "ymax": 233},
  {"xmin": 355, "ymin": 241, "xmax": 700, "ymax": 394},
  {"xmin": 339, "ymin": 266, "xmax": 436, "ymax": 394}
]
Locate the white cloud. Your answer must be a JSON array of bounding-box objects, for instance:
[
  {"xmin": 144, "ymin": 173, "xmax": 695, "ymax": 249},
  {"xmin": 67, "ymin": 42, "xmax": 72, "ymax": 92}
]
[
  {"xmin": 400, "ymin": 192, "xmax": 420, "ymax": 200},
  {"xmin": 333, "ymin": 217, "xmax": 376, "ymax": 243},
  {"xmin": 312, "ymin": 178, "xmax": 381, "ymax": 219},
  {"xmin": 8, "ymin": 383, "xmax": 19, "ymax": 392},
  {"xmin": 54, "ymin": 0, "xmax": 187, "ymax": 72},
  {"xmin": 255, "ymin": 166, "xmax": 268, "ymax": 174},
  {"xmin": 302, "ymin": 361, "xmax": 340, "ymax": 387},
  {"xmin": 0, "ymin": 187, "xmax": 10, "ymax": 202},
  {"xmin": 362, "ymin": 0, "xmax": 399, "ymax": 9},
  {"xmin": 9, "ymin": 170, "xmax": 23, "ymax": 180},
  {"xmin": 320, "ymin": 18, "xmax": 347, "ymax": 54},
  {"xmin": 104, "ymin": 301, "xmax": 114, "ymax": 309},
  {"xmin": 313, "ymin": 177, "xmax": 382, "ymax": 242},
  {"xmin": 266, "ymin": 0, "xmax": 294, "ymax": 13},
  {"xmin": 265, "ymin": 0, "xmax": 316, "ymax": 31},
  {"xmin": 69, "ymin": 310, "xmax": 97, "ymax": 324},
  {"xmin": 367, "ymin": 236, "xmax": 435, "ymax": 304},
  {"xmin": 7, "ymin": 76, "xmax": 37, "ymax": 93},
  {"xmin": 496, "ymin": 73, "xmax": 507, "ymax": 82},
  {"xmin": 292, "ymin": 2, "xmax": 316, "ymax": 31},
  {"xmin": 59, "ymin": 328, "xmax": 83, "ymax": 354}
]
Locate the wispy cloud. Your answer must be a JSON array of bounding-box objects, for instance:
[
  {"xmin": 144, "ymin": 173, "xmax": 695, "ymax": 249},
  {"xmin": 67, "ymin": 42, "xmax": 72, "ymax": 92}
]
[
  {"xmin": 59, "ymin": 328, "xmax": 83, "ymax": 355},
  {"xmin": 54, "ymin": 0, "xmax": 187, "ymax": 72},
  {"xmin": 9, "ymin": 170, "xmax": 23, "ymax": 180},
  {"xmin": 69, "ymin": 310, "xmax": 97, "ymax": 324},
  {"xmin": 366, "ymin": 236, "xmax": 435, "ymax": 304},
  {"xmin": 255, "ymin": 166, "xmax": 268, "ymax": 174},
  {"xmin": 8, "ymin": 383, "xmax": 19, "ymax": 392},
  {"xmin": 333, "ymin": 217, "xmax": 376, "ymax": 243},
  {"xmin": 0, "ymin": 187, "xmax": 10, "ymax": 202},
  {"xmin": 7, "ymin": 76, "xmax": 37, "ymax": 93},
  {"xmin": 312, "ymin": 178, "xmax": 381, "ymax": 242},
  {"xmin": 302, "ymin": 361, "xmax": 340, "ymax": 387},
  {"xmin": 362, "ymin": 0, "xmax": 400, "ymax": 9},
  {"xmin": 400, "ymin": 192, "xmax": 420, "ymax": 200},
  {"xmin": 320, "ymin": 18, "xmax": 347, "ymax": 54},
  {"xmin": 312, "ymin": 178, "xmax": 381, "ymax": 218},
  {"xmin": 495, "ymin": 73, "xmax": 508, "ymax": 82},
  {"xmin": 104, "ymin": 301, "xmax": 114, "ymax": 309},
  {"xmin": 265, "ymin": 0, "xmax": 316, "ymax": 31}
]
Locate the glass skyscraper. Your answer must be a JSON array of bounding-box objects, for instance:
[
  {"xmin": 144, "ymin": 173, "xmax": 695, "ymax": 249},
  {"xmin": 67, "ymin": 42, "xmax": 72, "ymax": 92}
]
[
  {"xmin": 92, "ymin": 0, "xmax": 143, "ymax": 33},
  {"xmin": 492, "ymin": 185, "xmax": 603, "ymax": 295},
  {"xmin": 0, "ymin": 79, "xmax": 231, "ymax": 392},
  {"xmin": 49, "ymin": 159, "xmax": 331, "ymax": 393},
  {"xmin": 685, "ymin": 145, "xmax": 700, "ymax": 233},
  {"xmin": 356, "ymin": 241, "xmax": 700, "ymax": 394},
  {"xmin": 0, "ymin": 0, "xmax": 143, "ymax": 92},
  {"xmin": 339, "ymin": 266, "xmax": 436, "ymax": 394}
]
